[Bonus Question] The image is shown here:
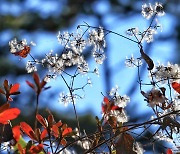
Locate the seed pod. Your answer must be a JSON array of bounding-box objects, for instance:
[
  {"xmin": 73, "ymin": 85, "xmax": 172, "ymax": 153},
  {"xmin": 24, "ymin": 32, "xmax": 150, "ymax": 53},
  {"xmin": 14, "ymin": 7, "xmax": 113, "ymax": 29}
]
[{"xmin": 140, "ymin": 47, "xmax": 154, "ymax": 70}]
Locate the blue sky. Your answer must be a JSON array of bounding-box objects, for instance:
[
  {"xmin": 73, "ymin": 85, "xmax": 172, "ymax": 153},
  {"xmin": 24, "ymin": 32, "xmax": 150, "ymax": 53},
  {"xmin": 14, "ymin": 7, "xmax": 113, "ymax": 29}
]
[{"xmin": 1, "ymin": 0, "xmax": 177, "ymax": 119}]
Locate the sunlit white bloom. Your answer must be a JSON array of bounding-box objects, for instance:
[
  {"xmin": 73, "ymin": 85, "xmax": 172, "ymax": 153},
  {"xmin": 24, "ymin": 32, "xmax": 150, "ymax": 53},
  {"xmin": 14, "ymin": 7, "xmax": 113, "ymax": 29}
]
[
  {"xmin": 26, "ymin": 61, "xmax": 37, "ymax": 73},
  {"xmin": 173, "ymin": 97, "xmax": 180, "ymax": 111},
  {"xmin": 152, "ymin": 62, "xmax": 180, "ymax": 83},
  {"xmin": 154, "ymin": 132, "xmax": 174, "ymax": 143},
  {"xmin": 59, "ymin": 92, "xmax": 70, "ymax": 107},
  {"xmin": 87, "ymin": 77, "xmax": 92, "ymax": 85},
  {"xmin": 30, "ymin": 41, "xmax": 36, "ymax": 46},
  {"xmin": 77, "ymin": 58, "xmax": 89, "ymax": 74},
  {"xmin": 44, "ymin": 74, "xmax": 56, "ymax": 82},
  {"xmin": 59, "ymin": 148, "xmax": 76, "ymax": 154},
  {"xmin": 125, "ymin": 54, "xmax": 142, "ymax": 67},
  {"xmin": 109, "ymin": 86, "xmax": 130, "ymax": 108},
  {"xmin": 88, "ymin": 27, "xmax": 106, "ymax": 65},
  {"xmin": 133, "ymin": 142, "xmax": 144, "ymax": 154},
  {"xmin": 73, "ymin": 129, "xmax": 92, "ymax": 150},
  {"xmin": 1, "ymin": 142, "xmax": 9, "ymax": 151},
  {"xmin": 154, "ymin": 2, "xmax": 165, "ymax": 16},
  {"xmin": 154, "ymin": 18, "xmax": 163, "ymax": 32},
  {"xmin": 59, "ymin": 92, "xmax": 77, "ymax": 107},
  {"xmin": 115, "ymin": 95, "xmax": 130, "ymax": 108},
  {"xmin": 9, "ymin": 38, "xmax": 28, "ymax": 53},
  {"xmin": 142, "ymin": 3, "xmax": 154, "ymax": 19},
  {"xmin": 126, "ymin": 27, "xmax": 139, "ymax": 36},
  {"xmin": 109, "ymin": 85, "xmax": 119, "ymax": 97},
  {"xmin": 142, "ymin": 28, "xmax": 157, "ymax": 43},
  {"xmin": 141, "ymin": 88, "xmax": 167, "ymax": 107},
  {"xmin": 93, "ymin": 67, "xmax": 100, "ymax": 76},
  {"xmin": 92, "ymin": 51, "xmax": 106, "ymax": 64},
  {"xmin": 88, "ymin": 27, "xmax": 106, "ymax": 54},
  {"xmin": 57, "ymin": 31, "xmax": 72, "ymax": 45},
  {"xmin": 70, "ymin": 37, "xmax": 86, "ymax": 54},
  {"xmin": 108, "ymin": 109, "xmax": 128, "ymax": 123},
  {"xmin": 77, "ymin": 139, "xmax": 92, "ymax": 150}
]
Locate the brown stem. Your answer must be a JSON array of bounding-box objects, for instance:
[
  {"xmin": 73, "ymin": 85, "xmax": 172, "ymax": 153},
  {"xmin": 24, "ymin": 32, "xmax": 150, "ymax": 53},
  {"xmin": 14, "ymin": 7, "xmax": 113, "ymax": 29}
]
[
  {"xmin": 61, "ymin": 75, "xmax": 81, "ymax": 133},
  {"xmin": 34, "ymin": 94, "xmax": 39, "ymax": 130}
]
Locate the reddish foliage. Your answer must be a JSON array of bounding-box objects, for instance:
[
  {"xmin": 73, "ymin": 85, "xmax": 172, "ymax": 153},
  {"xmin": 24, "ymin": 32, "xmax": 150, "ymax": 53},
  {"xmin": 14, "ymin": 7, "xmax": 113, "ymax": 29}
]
[
  {"xmin": 13, "ymin": 46, "xmax": 31, "ymax": 58},
  {"xmin": 115, "ymin": 132, "xmax": 136, "ymax": 154},
  {"xmin": 36, "ymin": 114, "xmax": 48, "ymax": 128},
  {"xmin": 102, "ymin": 97, "xmax": 122, "ymax": 114},
  {"xmin": 26, "ymin": 81, "xmax": 35, "ymax": 90},
  {"xmin": 12, "ymin": 125, "xmax": 21, "ymax": 142},
  {"xmin": 62, "ymin": 127, "xmax": 72, "ymax": 137},
  {"xmin": 9, "ymin": 83, "xmax": 20, "ymax": 94},
  {"xmin": 60, "ymin": 138, "xmax": 67, "ymax": 146},
  {"xmin": 55, "ymin": 121, "xmax": 63, "ymax": 127},
  {"xmin": 0, "ymin": 80, "xmax": 20, "ymax": 101},
  {"xmin": 29, "ymin": 144, "xmax": 43, "ymax": 154},
  {"xmin": 18, "ymin": 143, "xmax": 43, "ymax": 154},
  {"xmin": 0, "ymin": 107, "xmax": 20, "ymax": 124},
  {"xmin": 166, "ymin": 148, "xmax": 173, "ymax": 154},
  {"xmin": 52, "ymin": 125, "xmax": 59, "ymax": 137},
  {"xmin": 172, "ymin": 82, "xmax": 180, "ymax": 94},
  {"xmin": 40, "ymin": 129, "xmax": 48, "ymax": 141},
  {"xmin": 26, "ymin": 72, "xmax": 47, "ymax": 95},
  {"xmin": 20, "ymin": 122, "xmax": 37, "ymax": 140}
]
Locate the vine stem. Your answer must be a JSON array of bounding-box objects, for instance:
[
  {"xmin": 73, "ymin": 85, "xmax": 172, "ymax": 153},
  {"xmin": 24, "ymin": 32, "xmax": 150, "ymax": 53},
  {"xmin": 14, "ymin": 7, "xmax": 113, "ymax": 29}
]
[
  {"xmin": 61, "ymin": 74, "xmax": 81, "ymax": 133},
  {"xmin": 84, "ymin": 110, "xmax": 180, "ymax": 153},
  {"xmin": 78, "ymin": 24, "xmax": 139, "ymax": 44},
  {"xmin": 56, "ymin": 109, "xmax": 180, "ymax": 153}
]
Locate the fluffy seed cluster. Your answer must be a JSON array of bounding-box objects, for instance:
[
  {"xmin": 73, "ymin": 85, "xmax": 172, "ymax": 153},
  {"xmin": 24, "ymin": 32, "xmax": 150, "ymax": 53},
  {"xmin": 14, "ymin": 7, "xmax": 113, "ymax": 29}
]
[
  {"xmin": 151, "ymin": 62, "xmax": 180, "ymax": 83},
  {"xmin": 126, "ymin": 3, "xmax": 164, "ymax": 43},
  {"xmin": 24, "ymin": 27, "xmax": 105, "ymax": 79},
  {"xmin": 9, "ymin": 38, "xmax": 28, "ymax": 53},
  {"xmin": 142, "ymin": 2, "xmax": 165, "ymax": 19},
  {"xmin": 125, "ymin": 54, "xmax": 142, "ymax": 68}
]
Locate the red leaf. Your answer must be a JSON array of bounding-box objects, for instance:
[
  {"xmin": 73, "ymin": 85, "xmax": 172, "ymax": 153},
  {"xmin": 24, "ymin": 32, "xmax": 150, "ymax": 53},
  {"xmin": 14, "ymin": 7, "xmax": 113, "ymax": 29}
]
[
  {"xmin": 9, "ymin": 83, "xmax": 20, "ymax": 94},
  {"xmin": 62, "ymin": 127, "xmax": 72, "ymax": 137},
  {"xmin": 0, "ymin": 108, "xmax": 20, "ymax": 124},
  {"xmin": 55, "ymin": 121, "xmax": 63, "ymax": 127},
  {"xmin": 13, "ymin": 46, "xmax": 30, "ymax": 58},
  {"xmin": 33, "ymin": 72, "xmax": 40, "ymax": 88},
  {"xmin": 172, "ymin": 82, "xmax": 180, "ymax": 94},
  {"xmin": 40, "ymin": 80, "xmax": 47, "ymax": 89},
  {"xmin": 60, "ymin": 138, "xmax": 67, "ymax": 146},
  {"xmin": 20, "ymin": 122, "xmax": 36, "ymax": 140},
  {"xmin": 115, "ymin": 133, "xmax": 136, "ymax": 154},
  {"xmin": 52, "ymin": 125, "xmax": 59, "ymax": 138},
  {"xmin": 40, "ymin": 129, "xmax": 47, "ymax": 141},
  {"xmin": 103, "ymin": 97, "xmax": 109, "ymax": 105},
  {"xmin": 30, "ymin": 144, "xmax": 43, "ymax": 154},
  {"xmin": 12, "ymin": 125, "xmax": 21, "ymax": 141},
  {"xmin": 26, "ymin": 81, "xmax": 35, "ymax": 90},
  {"xmin": 166, "ymin": 148, "xmax": 173, "ymax": 154},
  {"xmin": 36, "ymin": 114, "xmax": 48, "ymax": 128}
]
